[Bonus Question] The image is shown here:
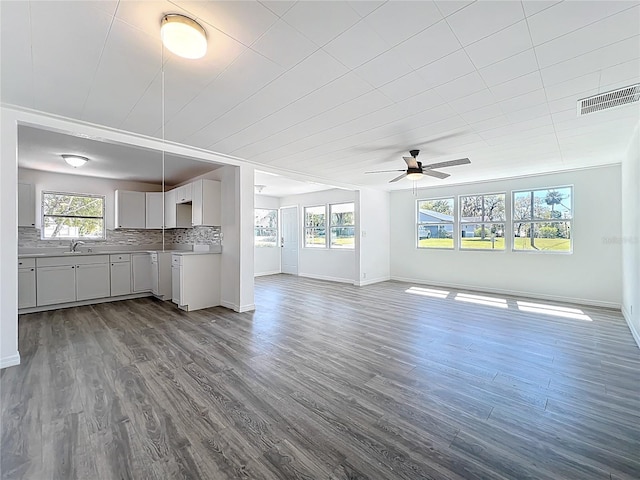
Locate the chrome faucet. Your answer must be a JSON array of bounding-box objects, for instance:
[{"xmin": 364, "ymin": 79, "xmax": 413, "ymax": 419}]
[{"xmin": 69, "ymin": 239, "xmax": 85, "ymax": 252}]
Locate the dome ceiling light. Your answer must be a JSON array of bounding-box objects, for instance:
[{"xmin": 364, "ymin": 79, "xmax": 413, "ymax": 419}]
[
  {"xmin": 62, "ymin": 154, "xmax": 89, "ymax": 168},
  {"xmin": 160, "ymin": 14, "xmax": 207, "ymax": 59}
]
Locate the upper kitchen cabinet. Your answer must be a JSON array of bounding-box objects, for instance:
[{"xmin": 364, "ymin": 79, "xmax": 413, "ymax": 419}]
[
  {"xmin": 145, "ymin": 192, "xmax": 164, "ymax": 229},
  {"xmin": 164, "ymin": 189, "xmax": 191, "ymax": 229},
  {"xmin": 115, "ymin": 190, "xmax": 145, "ymax": 229},
  {"xmin": 18, "ymin": 183, "xmax": 35, "ymax": 227},
  {"xmin": 192, "ymin": 179, "xmax": 221, "ymax": 226},
  {"xmin": 175, "ymin": 183, "xmax": 192, "ymax": 204}
]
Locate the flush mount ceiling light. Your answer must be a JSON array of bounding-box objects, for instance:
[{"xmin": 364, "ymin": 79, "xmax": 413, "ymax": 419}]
[
  {"xmin": 161, "ymin": 14, "xmax": 207, "ymax": 59},
  {"xmin": 62, "ymin": 155, "xmax": 89, "ymax": 168}
]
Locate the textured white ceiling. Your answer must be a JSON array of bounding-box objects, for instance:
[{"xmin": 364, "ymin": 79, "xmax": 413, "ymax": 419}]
[
  {"xmin": 2, "ymin": 1, "xmax": 639, "ymax": 191},
  {"xmin": 255, "ymin": 170, "xmax": 336, "ymax": 197}
]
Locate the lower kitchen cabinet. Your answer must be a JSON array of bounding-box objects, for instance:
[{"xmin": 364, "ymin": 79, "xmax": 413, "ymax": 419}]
[
  {"xmin": 37, "ymin": 265, "xmax": 76, "ymax": 306},
  {"xmin": 76, "ymin": 262, "xmax": 110, "ymax": 301},
  {"xmin": 131, "ymin": 253, "xmax": 152, "ymax": 293},
  {"xmin": 110, "ymin": 260, "xmax": 131, "ymax": 296},
  {"xmin": 18, "ymin": 267, "xmax": 36, "ymax": 309}
]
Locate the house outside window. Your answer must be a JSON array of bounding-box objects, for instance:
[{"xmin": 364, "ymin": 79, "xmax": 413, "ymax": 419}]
[
  {"xmin": 304, "ymin": 205, "xmax": 326, "ymax": 247},
  {"xmin": 41, "ymin": 191, "xmax": 105, "ymax": 239},
  {"xmin": 459, "ymin": 193, "xmax": 506, "ymax": 250},
  {"xmin": 417, "ymin": 198, "xmax": 454, "ymax": 249},
  {"xmin": 330, "ymin": 202, "xmax": 355, "ymax": 249},
  {"xmin": 254, "ymin": 208, "xmax": 278, "ymax": 247},
  {"xmin": 513, "ymin": 186, "xmax": 572, "ymax": 252}
]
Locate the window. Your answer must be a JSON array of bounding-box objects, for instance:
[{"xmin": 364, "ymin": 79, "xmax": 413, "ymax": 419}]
[
  {"xmin": 304, "ymin": 205, "xmax": 326, "ymax": 247},
  {"xmin": 417, "ymin": 198, "xmax": 454, "ymax": 249},
  {"xmin": 42, "ymin": 191, "xmax": 105, "ymax": 239},
  {"xmin": 254, "ymin": 209, "xmax": 278, "ymax": 247},
  {"xmin": 460, "ymin": 193, "xmax": 506, "ymax": 250},
  {"xmin": 513, "ymin": 186, "xmax": 572, "ymax": 252},
  {"xmin": 330, "ymin": 203, "xmax": 355, "ymax": 249}
]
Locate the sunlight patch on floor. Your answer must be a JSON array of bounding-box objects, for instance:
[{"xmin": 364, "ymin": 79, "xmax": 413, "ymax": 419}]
[
  {"xmin": 405, "ymin": 286, "xmax": 450, "ymax": 299},
  {"xmin": 455, "ymin": 293, "xmax": 509, "ymax": 309},
  {"xmin": 517, "ymin": 301, "xmax": 592, "ymax": 321}
]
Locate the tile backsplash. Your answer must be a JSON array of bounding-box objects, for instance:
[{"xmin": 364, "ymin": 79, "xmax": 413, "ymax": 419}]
[{"xmin": 18, "ymin": 226, "xmax": 221, "ymax": 248}]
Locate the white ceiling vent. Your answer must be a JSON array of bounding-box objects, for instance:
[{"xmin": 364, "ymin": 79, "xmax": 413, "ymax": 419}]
[{"xmin": 577, "ymin": 84, "xmax": 640, "ymax": 116}]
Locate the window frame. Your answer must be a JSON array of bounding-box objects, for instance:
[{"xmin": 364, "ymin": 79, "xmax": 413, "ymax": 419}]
[
  {"xmin": 329, "ymin": 202, "xmax": 355, "ymax": 249},
  {"xmin": 304, "ymin": 205, "xmax": 327, "ymax": 248},
  {"xmin": 254, "ymin": 208, "xmax": 279, "ymax": 248},
  {"xmin": 416, "ymin": 196, "xmax": 456, "ymax": 250},
  {"xmin": 41, "ymin": 190, "xmax": 106, "ymax": 240},
  {"xmin": 511, "ymin": 185, "xmax": 573, "ymax": 254},
  {"xmin": 458, "ymin": 192, "xmax": 507, "ymax": 251}
]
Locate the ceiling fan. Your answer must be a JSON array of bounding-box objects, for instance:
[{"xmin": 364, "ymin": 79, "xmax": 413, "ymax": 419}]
[{"xmin": 366, "ymin": 150, "xmax": 471, "ymax": 183}]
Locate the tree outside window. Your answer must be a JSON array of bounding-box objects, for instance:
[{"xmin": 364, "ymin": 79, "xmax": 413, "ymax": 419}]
[
  {"xmin": 417, "ymin": 198, "xmax": 454, "ymax": 249},
  {"xmin": 513, "ymin": 187, "xmax": 572, "ymax": 252},
  {"xmin": 460, "ymin": 193, "xmax": 506, "ymax": 250},
  {"xmin": 304, "ymin": 205, "xmax": 326, "ymax": 247},
  {"xmin": 330, "ymin": 203, "xmax": 354, "ymax": 249},
  {"xmin": 42, "ymin": 192, "xmax": 105, "ymax": 239},
  {"xmin": 254, "ymin": 209, "xmax": 278, "ymax": 247}
]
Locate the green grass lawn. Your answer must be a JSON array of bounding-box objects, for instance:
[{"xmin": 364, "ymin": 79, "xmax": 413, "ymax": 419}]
[
  {"xmin": 513, "ymin": 237, "xmax": 571, "ymax": 251},
  {"xmin": 418, "ymin": 237, "xmax": 570, "ymax": 251}
]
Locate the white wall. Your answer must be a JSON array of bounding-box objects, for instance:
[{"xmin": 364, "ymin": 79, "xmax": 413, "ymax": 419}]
[
  {"xmin": 355, "ymin": 188, "xmax": 390, "ymax": 286},
  {"xmin": 18, "ymin": 168, "xmax": 163, "ymax": 230},
  {"xmin": 280, "ymin": 188, "xmax": 356, "ymax": 283},
  {"xmin": 254, "ymin": 194, "xmax": 280, "ymax": 276},
  {"xmin": 390, "ymin": 165, "xmax": 622, "ymax": 307},
  {"xmin": 622, "ymin": 125, "xmax": 640, "ymax": 347}
]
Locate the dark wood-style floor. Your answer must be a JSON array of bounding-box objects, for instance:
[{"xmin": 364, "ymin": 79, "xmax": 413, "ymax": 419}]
[{"xmin": 1, "ymin": 275, "xmax": 639, "ymax": 479}]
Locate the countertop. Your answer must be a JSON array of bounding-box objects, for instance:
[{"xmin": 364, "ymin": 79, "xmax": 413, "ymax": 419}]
[
  {"xmin": 18, "ymin": 248, "xmax": 220, "ymax": 259},
  {"xmin": 170, "ymin": 251, "xmax": 221, "ymax": 256}
]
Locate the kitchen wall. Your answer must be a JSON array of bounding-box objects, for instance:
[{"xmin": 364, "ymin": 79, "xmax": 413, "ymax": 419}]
[
  {"xmin": 254, "ymin": 194, "xmax": 281, "ymax": 276},
  {"xmin": 390, "ymin": 165, "xmax": 622, "ymax": 307},
  {"xmin": 280, "ymin": 188, "xmax": 356, "ymax": 283},
  {"xmin": 622, "ymin": 125, "xmax": 640, "ymax": 347}
]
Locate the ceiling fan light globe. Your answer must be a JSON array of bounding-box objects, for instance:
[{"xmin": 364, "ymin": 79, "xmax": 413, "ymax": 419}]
[{"xmin": 406, "ymin": 172, "xmax": 423, "ymax": 180}]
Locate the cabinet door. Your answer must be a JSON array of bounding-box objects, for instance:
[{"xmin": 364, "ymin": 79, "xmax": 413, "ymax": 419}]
[
  {"xmin": 115, "ymin": 190, "xmax": 146, "ymax": 229},
  {"xmin": 131, "ymin": 254, "xmax": 152, "ymax": 292},
  {"xmin": 76, "ymin": 263, "xmax": 111, "ymax": 301},
  {"xmin": 110, "ymin": 262, "xmax": 132, "ymax": 297},
  {"xmin": 192, "ymin": 179, "xmax": 221, "ymax": 226},
  {"xmin": 164, "ymin": 189, "xmax": 176, "ymax": 228},
  {"xmin": 175, "ymin": 184, "xmax": 192, "ymax": 204},
  {"xmin": 150, "ymin": 259, "xmax": 159, "ymax": 295},
  {"xmin": 18, "ymin": 267, "xmax": 37, "ymax": 309},
  {"xmin": 145, "ymin": 192, "xmax": 164, "ymax": 229},
  {"xmin": 37, "ymin": 265, "xmax": 76, "ymax": 306},
  {"xmin": 18, "ymin": 183, "xmax": 35, "ymax": 227}
]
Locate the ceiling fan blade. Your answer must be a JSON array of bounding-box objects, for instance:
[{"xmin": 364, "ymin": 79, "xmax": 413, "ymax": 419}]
[
  {"xmin": 389, "ymin": 173, "xmax": 408, "ymax": 183},
  {"xmin": 423, "ymin": 169, "xmax": 450, "ymax": 179},
  {"xmin": 365, "ymin": 169, "xmax": 405, "ymax": 174},
  {"xmin": 422, "ymin": 158, "xmax": 471, "ymax": 169},
  {"xmin": 403, "ymin": 156, "xmax": 418, "ymax": 168}
]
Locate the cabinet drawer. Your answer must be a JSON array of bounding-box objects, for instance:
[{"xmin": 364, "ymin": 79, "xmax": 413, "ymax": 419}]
[
  {"xmin": 110, "ymin": 254, "xmax": 131, "ymax": 262},
  {"xmin": 18, "ymin": 258, "xmax": 35, "ymax": 268},
  {"xmin": 172, "ymin": 255, "xmax": 182, "ymax": 267},
  {"xmin": 37, "ymin": 255, "xmax": 109, "ymax": 267}
]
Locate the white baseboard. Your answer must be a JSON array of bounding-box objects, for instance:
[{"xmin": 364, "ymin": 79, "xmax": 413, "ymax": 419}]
[
  {"xmin": 622, "ymin": 305, "xmax": 640, "ymax": 349},
  {"xmin": 18, "ymin": 292, "xmax": 154, "ymax": 314},
  {"xmin": 354, "ymin": 276, "xmax": 391, "ymax": 287},
  {"xmin": 298, "ymin": 273, "xmax": 354, "ymax": 284},
  {"xmin": 0, "ymin": 352, "xmax": 21, "ymax": 369},
  {"xmin": 390, "ymin": 276, "xmax": 621, "ymax": 310},
  {"xmin": 254, "ymin": 270, "xmax": 281, "ymax": 277},
  {"xmin": 220, "ymin": 301, "xmax": 256, "ymax": 313}
]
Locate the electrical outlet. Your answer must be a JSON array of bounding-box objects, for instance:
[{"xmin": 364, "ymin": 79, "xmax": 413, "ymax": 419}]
[{"xmin": 362, "ymin": 272, "xmax": 367, "ymax": 279}]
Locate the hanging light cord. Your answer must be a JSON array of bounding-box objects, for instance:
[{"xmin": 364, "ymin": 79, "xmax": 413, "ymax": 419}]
[{"xmin": 161, "ymin": 42, "xmax": 166, "ymax": 252}]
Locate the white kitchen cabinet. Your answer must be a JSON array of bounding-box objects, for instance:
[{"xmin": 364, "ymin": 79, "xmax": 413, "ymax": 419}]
[
  {"xmin": 131, "ymin": 253, "xmax": 152, "ymax": 292},
  {"xmin": 115, "ymin": 190, "xmax": 146, "ymax": 229},
  {"xmin": 76, "ymin": 262, "xmax": 110, "ymax": 301},
  {"xmin": 150, "ymin": 252, "xmax": 172, "ymax": 299},
  {"xmin": 18, "ymin": 266, "xmax": 37, "ymax": 309},
  {"xmin": 110, "ymin": 260, "xmax": 131, "ymax": 297},
  {"xmin": 171, "ymin": 253, "xmax": 221, "ymax": 311},
  {"xmin": 192, "ymin": 179, "xmax": 221, "ymax": 226},
  {"xmin": 164, "ymin": 189, "xmax": 191, "ymax": 229},
  {"xmin": 175, "ymin": 184, "xmax": 192, "ymax": 204},
  {"xmin": 18, "ymin": 183, "xmax": 35, "ymax": 227},
  {"xmin": 145, "ymin": 192, "xmax": 164, "ymax": 229},
  {"xmin": 37, "ymin": 265, "xmax": 76, "ymax": 306}
]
